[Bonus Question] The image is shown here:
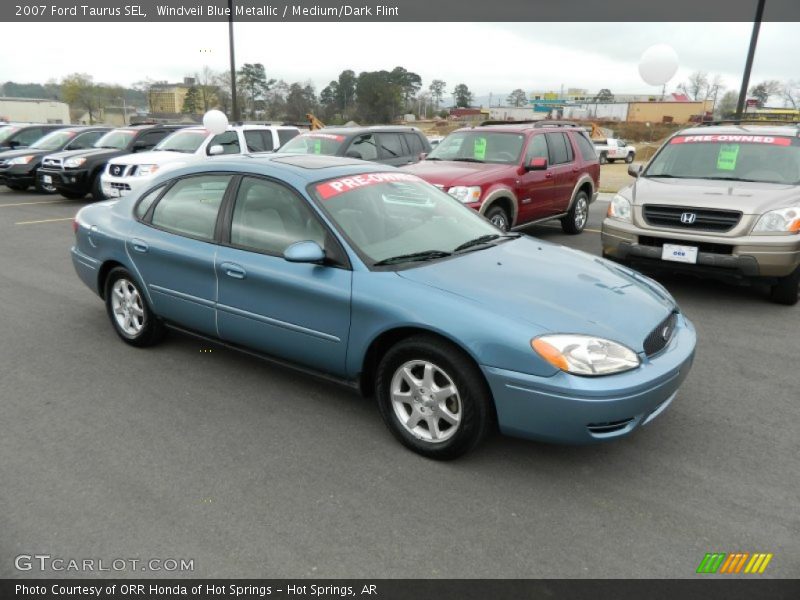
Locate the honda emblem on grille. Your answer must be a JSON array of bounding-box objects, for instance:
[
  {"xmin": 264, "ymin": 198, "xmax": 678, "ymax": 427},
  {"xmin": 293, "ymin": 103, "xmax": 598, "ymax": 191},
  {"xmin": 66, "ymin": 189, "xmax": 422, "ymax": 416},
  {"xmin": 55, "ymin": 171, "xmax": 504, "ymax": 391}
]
[{"xmin": 680, "ymin": 212, "xmax": 697, "ymax": 224}]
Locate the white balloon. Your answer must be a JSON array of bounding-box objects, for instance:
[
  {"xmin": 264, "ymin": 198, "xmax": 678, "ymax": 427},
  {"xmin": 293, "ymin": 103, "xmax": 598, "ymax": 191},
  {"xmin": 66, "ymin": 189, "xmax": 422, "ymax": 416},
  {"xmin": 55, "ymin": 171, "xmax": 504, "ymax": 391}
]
[
  {"xmin": 638, "ymin": 44, "xmax": 679, "ymax": 86},
  {"xmin": 203, "ymin": 109, "xmax": 229, "ymax": 135}
]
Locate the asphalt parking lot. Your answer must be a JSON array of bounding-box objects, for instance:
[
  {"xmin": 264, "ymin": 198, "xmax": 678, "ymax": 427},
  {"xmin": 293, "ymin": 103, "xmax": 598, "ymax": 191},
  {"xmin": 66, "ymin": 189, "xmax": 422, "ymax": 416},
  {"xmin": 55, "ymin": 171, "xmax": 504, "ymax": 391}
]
[{"xmin": 0, "ymin": 187, "xmax": 797, "ymax": 579}]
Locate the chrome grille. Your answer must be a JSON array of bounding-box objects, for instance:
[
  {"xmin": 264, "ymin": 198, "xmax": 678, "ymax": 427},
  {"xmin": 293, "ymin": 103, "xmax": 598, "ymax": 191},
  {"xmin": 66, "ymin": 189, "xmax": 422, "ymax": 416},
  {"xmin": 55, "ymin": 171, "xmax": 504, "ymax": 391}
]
[
  {"xmin": 643, "ymin": 205, "xmax": 741, "ymax": 232},
  {"xmin": 42, "ymin": 157, "xmax": 63, "ymax": 170}
]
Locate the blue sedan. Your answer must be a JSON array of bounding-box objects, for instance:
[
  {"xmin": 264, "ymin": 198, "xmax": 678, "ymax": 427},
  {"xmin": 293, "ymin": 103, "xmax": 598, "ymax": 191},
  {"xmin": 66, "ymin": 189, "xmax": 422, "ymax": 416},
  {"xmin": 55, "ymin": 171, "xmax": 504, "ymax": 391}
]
[{"xmin": 71, "ymin": 154, "xmax": 696, "ymax": 459}]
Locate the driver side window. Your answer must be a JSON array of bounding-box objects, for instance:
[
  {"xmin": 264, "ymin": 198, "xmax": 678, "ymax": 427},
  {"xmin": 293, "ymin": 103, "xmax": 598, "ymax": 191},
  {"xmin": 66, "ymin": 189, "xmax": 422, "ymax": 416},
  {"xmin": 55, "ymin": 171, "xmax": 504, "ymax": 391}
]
[{"xmin": 525, "ymin": 134, "xmax": 549, "ymax": 163}]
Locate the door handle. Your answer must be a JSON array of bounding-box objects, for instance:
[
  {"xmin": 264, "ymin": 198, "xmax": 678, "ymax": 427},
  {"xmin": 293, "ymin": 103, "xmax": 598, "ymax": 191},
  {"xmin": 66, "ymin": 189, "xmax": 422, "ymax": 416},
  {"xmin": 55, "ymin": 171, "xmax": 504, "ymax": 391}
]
[
  {"xmin": 571, "ymin": 167, "xmax": 580, "ymax": 173},
  {"xmin": 544, "ymin": 172, "xmax": 553, "ymax": 179},
  {"xmin": 220, "ymin": 262, "xmax": 246, "ymax": 279},
  {"xmin": 131, "ymin": 238, "xmax": 149, "ymax": 253}
]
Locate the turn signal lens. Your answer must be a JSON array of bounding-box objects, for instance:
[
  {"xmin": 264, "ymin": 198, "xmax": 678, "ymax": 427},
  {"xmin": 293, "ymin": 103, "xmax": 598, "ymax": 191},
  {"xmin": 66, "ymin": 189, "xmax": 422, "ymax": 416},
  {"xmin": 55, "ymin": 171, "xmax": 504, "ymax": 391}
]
[
  {"xmin": 531, "ymin": 339, "xmax": 569, "ymax": 371},
  {"xmin": 532, "ymin": 334, "xmax": 641, "ymax": 376}
]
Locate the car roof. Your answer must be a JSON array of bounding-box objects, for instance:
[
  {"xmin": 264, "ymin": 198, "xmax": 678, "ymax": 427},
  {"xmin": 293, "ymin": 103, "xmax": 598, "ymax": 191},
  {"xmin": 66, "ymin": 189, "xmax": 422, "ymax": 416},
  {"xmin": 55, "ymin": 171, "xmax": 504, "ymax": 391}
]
[
  {"xmin": 300, "ymin": 126, "xmax": 422, "ymax": 135},
  {"xmin": 678, "ymin": 123, "xmax": 800, "ymax": 137},
  {"xmin": 454, "ymin": 122, "xmax": 588, "ymax": 134}
]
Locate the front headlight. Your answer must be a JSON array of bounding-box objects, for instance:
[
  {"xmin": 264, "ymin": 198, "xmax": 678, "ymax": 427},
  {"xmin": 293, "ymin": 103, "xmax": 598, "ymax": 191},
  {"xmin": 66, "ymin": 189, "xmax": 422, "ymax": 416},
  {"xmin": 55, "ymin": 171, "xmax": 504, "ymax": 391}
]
[
  {"xmin": 64, "ymin": 157, "xmax": 87, "ymax": 168},
  {"xmin": 136, "ymin": 164, "xmax": 159, "ymax": 177},
  {"xmin": 752, "ymin": 206, "xmax": 800, "ymax": 234},
  {"xmin": 8, "ymin": 155, "xmax": 34, "ymax": 165},
  {"xmin": 447, "ymin": 185, "xmax": 482, "ymax": 203},
  {"xmin": 607, "ymin": 194, "xmax": 632, "ymax": 222},
  {"xmin": 532, "ymin": 334, "xmax": 640, "ymax": 376}
]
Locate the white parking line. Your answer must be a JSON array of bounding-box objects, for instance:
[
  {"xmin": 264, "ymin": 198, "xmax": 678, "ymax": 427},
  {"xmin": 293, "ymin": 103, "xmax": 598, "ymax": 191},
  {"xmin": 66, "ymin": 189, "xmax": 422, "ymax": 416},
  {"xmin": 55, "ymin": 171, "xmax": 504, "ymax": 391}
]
[
  {"xmin": 0, "ymin": 200, "xmax": 71, "ymax": 208},
  {"xmin": 15, "ymin": 217, "xmax": 74, "ymax": 225}
]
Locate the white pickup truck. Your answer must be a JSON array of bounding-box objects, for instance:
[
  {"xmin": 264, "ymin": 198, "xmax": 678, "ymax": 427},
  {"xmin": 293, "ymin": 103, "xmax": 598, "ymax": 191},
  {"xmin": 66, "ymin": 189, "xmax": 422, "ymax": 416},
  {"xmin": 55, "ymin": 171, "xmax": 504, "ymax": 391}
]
[{"xmin": 593, "ymin": 138, "xmax": 636, "ymax": 164}]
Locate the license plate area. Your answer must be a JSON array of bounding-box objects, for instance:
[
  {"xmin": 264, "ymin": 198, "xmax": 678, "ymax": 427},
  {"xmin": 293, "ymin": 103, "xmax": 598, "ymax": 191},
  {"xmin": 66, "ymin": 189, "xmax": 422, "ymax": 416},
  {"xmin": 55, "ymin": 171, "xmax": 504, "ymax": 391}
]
[
  {"xmin": 42, "ymin": 175, "xmax": 52, "ymax": 184},
  {"xmin": 661, "ymin": 243, "xmax": 698, "ymax": 264}
]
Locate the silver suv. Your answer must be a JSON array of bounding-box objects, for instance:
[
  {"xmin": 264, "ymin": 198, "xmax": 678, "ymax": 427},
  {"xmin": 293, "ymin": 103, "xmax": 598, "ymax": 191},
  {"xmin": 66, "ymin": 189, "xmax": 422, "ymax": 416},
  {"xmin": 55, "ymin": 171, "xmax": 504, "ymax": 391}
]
[{"xmin": 601, "ymin": 123, "xmax": 800, "ymax": 305}]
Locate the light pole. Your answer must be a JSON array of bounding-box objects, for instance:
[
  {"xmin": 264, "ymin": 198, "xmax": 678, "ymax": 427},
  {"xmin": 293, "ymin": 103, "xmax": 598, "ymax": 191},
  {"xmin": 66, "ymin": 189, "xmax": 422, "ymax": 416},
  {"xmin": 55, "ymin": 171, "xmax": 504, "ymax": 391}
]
[
  {"xmin": 117, "ymin": 96, "xmax": 128, "ymax": 125},
  {"xmin": 228, "ymin": 0, "xmax": 239, "ymax": 122},
  {"xmin": 735, "ymin": 0, "xmax": 766, "ymax": 119}
]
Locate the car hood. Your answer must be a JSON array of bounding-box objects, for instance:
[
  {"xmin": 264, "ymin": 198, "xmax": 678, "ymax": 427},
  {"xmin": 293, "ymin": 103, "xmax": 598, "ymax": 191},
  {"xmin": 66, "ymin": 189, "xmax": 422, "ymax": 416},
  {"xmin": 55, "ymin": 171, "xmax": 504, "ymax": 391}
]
[
  {"xmin": 631, "ymin": 176, "xmax": 800, "ymax": 213},
  {"xmin": 402, "ymin": 160, "xmax": 512, "ymax": 187},
  {"xmin": 396, "ymin": 236, "xmax": 676, "ymax": 351},
  {"xmin": 110, "ymin": 150, "xmax": 195, "ymax": 166},
  {"xmin": 45, "ymin": 147, "xmax": 125, "ymax": 161},
  {"xmin": 0, "ymin": 147, "xmax": 49, "ymax": 160}
]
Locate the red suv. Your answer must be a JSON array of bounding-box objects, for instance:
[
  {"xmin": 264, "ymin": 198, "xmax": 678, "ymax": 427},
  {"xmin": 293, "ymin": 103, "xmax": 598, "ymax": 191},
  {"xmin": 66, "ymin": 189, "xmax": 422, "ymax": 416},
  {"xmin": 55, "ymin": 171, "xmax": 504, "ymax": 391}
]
[{"xmin": 402, "ymin": 122, "xmax": 600, "ymax": 233}]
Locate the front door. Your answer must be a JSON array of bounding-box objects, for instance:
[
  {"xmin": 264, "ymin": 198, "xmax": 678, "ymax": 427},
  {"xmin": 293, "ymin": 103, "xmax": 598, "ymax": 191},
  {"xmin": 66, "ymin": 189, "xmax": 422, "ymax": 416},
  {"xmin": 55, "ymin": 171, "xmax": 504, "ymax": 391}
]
[
  {"xmin": 516, "ymin": 133, "xmax": 556, "ymax": 223},
  {"xmin": 215, "ymin": 176, "xmax": 352, "ymax": 376}
]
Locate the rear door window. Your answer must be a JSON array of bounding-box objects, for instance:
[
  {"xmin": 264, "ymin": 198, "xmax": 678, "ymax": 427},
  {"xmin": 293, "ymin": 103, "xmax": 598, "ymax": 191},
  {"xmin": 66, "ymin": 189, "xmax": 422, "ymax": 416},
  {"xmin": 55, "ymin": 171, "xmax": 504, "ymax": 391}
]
[
  {"xmin": 208, "ymin": 131, "xmax": 241, "ymax": 155},
  {"xmin": 149, "ymin": 175, "xmax": 232, "ymax": 241},
  {"xmin": 404, "ymin": 133, "xmax": 424, "ymax": 155},
  {"xmin": 244, "ymin": 130, "xmax": 274, "ymax": 152},
  {"xmin": 277, "ymin": 129, "xmax": 299, "ymax": 146},
  {"xmin": 574, "ymin": 133, "xmax": 598, "ymax": 162},
  {"xmin": 546, "ymin": 132, "xmax": 573, "ymax": 165}
]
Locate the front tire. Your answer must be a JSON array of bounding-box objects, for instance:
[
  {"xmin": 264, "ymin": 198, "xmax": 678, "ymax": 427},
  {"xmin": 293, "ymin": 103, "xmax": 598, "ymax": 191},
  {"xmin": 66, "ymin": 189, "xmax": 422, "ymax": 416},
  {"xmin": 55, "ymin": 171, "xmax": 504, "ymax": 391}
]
[
  {"xmin": 599, "ymin": 152, "xmax": 608, "ymax": 165},
  {"xmin": 35, "ymin": 178, "xmax": 57, "ymax": 194},
  {"xmin": 105, "ymin": 267, "xmax": 165, "ymax": 347},
  {"xmin": 91, "ymin": 174, "xmax": 106, "ymax": 201},
  {"xmin": 6, "ymin": 182, "xmax": 28, "ymax": 191},
  {"xmin": 769, "ymin": 267, "xmax": 799, "ymax": 305},
  {"xmin": 375, "ymin": 335, "xmax": 493, "ymax": 460},
  {"xmin": 485, "ymin": 205, "xmax": 511, "ymax": 231},
  {"xmin": 561, "ymin": 190, "xmax": 589, "ymax": 234},
  {"xmin": 60, "ymin": 190, "xmax": 87, "ymax": 200}
]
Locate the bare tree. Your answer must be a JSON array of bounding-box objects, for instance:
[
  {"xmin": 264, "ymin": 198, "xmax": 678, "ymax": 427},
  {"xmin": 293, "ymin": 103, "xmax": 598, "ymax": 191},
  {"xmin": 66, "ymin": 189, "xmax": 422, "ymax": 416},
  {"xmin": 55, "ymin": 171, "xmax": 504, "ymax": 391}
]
[
  {"xmin": 678, "ymin": 71, "xmax": 709, "ymax": 101},
  {"xmin": 783, "ymin": 80, "xmax": 800, "ymax": 109},
  {"xmin": 748, "ymin": 80, "xmax": 783, "ymax": 107},
  {"xmin": 194, "ymin": 66, "xmax": 218, "ymax": 112}
]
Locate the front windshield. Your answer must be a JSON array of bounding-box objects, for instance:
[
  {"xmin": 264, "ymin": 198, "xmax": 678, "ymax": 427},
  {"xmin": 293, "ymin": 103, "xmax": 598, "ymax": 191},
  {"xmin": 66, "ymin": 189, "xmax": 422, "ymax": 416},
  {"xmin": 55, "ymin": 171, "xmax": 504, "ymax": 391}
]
[
  {"xmin": 31, "ymin": 130, "xmax": 76, "ymax": 150},
  {"xmin": 94, "ymin": 129, "xmax": 136, "ymax": 150},
  {"xmin": 0, "ymin": 126, "xmax": 20, "ymax": 143},
  {"xmin": 310, "ymin": 172, "xmax": 503, "ymax": 265},
  {"xmin": 427, "ymin": 131, "xmax": 525, "ymax": 164},
  {"xmin": 645, "ymin": 134, "xmax": 800, "ymax": 185},
  {"xmin": 279, "ymin": 132, "xmax": 346, "ymax": 155},
  {"xmin": 154, "ymin": 129, "xmax": 209, "ymax": 153}
]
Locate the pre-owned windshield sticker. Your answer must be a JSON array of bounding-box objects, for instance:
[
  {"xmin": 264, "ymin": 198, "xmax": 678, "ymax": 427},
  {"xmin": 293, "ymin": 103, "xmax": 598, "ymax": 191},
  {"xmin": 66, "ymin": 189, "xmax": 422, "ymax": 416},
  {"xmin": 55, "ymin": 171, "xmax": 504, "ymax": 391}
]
[
  {"xmin": 473, "ymin": 137, "xmax": 487, "ymax": 160},
  {"xmin": 314, "ymin": 139, "xmax": 322, "ymax": 154},
  {"xmin": 316, "ymin": 172, "xmax": 422, "ymax": 200},
  {"xmin": 716, "ymin": 144, "xmax": 740, "ymax": 171},
  {"xmin": 671, "ymin": 135, "xmax": 791, "ymax": 146}
]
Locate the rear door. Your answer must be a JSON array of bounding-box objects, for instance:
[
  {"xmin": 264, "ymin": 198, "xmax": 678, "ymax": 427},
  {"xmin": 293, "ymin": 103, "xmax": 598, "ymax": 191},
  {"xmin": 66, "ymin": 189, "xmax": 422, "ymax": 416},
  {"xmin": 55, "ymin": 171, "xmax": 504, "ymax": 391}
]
[
  {"xmin": 127, "ymin": 174, "xmax": 233, "ymax": 336},
  {"xmin": 215, "ymin": 176, "xmax": 352, "ymax": 375},
  {"xmin": 545, "ymin": 132, "xmax": 579, "ymax": 214}
]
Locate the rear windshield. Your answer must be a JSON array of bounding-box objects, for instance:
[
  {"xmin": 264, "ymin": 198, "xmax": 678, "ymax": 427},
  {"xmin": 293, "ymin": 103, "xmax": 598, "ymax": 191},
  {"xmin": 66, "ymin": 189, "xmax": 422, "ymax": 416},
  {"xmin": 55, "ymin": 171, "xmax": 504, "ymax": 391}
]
[
  {"xmin": 645, "ymin": 134, "xmax": 800, "ymax": 185},
  {"xmin": 94, "ymin": 129, "xmax": 136, "ymax": 150},
  {"xmin": 279, "ymin": 132, "xmax": 346, "ymax": 154},
  {"xmin": 427, "ymin": 131, "xmax": 525, "ymax": 164},
  {"xmin": 31, "ymin": 130, "xmax": 77, "ymax": 150},
  {"xmin": 154, "ymin": 129, "xmax": 209, "ymax": 153}
]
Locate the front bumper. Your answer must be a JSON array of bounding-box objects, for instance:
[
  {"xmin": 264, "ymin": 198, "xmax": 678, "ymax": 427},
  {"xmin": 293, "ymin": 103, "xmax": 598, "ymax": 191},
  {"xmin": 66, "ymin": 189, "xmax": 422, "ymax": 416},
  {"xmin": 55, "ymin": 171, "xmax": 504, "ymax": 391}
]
[
  {"xmin": 482, "ymin": 314, "xmax": 696, "ymax": 444},
  {"xmin": 0, "ymin": 165, "xmax": 36, "ymax": 187},
  {"xmin": 602, "ymin": 218, "xmax": 800, "ymax": 279},
  {"xmin": 101, "ymin": 172, "xmax": 149, "ymax": 198},
  {"xmin": 38, "ymin": 167, "xmax": 92, "ymax": 194}
]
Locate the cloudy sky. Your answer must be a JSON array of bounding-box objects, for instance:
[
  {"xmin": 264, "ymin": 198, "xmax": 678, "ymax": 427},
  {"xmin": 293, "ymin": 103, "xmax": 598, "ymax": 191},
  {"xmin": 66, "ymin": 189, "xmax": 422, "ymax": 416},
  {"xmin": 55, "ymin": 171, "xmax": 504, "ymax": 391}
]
[{"xmin": 1, "ymin": 21, "xmax": 796, "ymax": 101}]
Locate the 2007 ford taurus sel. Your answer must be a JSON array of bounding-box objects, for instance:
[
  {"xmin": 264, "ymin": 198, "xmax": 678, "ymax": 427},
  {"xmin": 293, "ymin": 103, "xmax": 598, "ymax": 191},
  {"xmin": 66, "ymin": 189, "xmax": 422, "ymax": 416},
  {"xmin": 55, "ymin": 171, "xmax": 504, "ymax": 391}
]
[{"xmin": 71, "ymin": 154, "xmax": 696, "ymax": 459}]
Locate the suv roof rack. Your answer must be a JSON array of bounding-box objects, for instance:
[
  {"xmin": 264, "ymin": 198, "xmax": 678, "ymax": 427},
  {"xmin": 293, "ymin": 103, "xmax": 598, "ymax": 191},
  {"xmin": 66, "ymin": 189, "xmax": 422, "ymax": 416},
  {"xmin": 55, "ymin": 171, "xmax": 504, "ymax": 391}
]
[
  {"xmin": 532, "ymin": 120, "xmax": 584, "ymax": 128},
  {"xmin": 697, "ymin": 119, "xmax": 800, "ymax": 127}
]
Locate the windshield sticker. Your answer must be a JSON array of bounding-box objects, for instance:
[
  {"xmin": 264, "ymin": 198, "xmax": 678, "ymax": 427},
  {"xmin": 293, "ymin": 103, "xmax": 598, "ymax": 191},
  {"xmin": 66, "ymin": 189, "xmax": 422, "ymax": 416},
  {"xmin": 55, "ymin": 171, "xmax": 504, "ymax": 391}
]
[
  {"xmin": 473, "ymin": 137, "xmax": 487, "ymax": 160},
  {"xmin": 313, "ymin": 139, "xmax": 322, "ymax": 154},
  {"xmin": 302, "ymin": 133, "xmax": 345, "ymax": 142},
  {"xmin": 316, "ymin": 172, "xmax": 422, "ymax": 200},
  {"xmin": 716, "ymin": 144, "xmax": 740, "ymax": 171},
  {"xmin": 671, "ymin": 135, "xmax": 791, "ymax": 146}
]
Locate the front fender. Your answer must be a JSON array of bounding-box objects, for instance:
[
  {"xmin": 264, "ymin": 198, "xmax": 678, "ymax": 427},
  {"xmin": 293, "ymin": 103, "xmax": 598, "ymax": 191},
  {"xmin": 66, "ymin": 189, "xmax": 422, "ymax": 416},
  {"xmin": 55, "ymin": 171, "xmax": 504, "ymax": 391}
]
[{"xmin": 479, "ymin": 186, "xmax": 519, "ymax": 222}]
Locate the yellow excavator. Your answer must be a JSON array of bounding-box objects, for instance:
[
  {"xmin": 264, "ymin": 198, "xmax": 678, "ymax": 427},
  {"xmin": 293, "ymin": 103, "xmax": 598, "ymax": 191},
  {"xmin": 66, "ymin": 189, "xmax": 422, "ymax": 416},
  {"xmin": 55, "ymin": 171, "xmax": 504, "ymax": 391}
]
[{"xmin": 306, "ymin": 113, "xmax": 325, "ymax": 130}]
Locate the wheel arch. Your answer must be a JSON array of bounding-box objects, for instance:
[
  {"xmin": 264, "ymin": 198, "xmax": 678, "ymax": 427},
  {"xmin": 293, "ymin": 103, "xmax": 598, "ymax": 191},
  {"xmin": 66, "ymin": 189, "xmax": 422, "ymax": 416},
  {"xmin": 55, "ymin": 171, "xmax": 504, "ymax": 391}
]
[
  {"xmin": 358, "ymin": 326, "xmax": 488, "ymax": 400},
  {"xmin": 479, "ymin": 188, "xmax": 518, "ymax": 225},
  {"xmin": 566, "ymin": 175, "xmax": 595, "ymax": 211}
]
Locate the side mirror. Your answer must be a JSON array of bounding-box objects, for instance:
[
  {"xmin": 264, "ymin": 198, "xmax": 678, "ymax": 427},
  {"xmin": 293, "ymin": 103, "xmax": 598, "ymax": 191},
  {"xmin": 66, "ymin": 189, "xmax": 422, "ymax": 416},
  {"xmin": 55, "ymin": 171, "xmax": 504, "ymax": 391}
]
[
  {"xmin": 527, "ymin": 157, "xmax": 548, "ymax": 171},
  {"xmin": 628, "ymin": 163, "xmax": 643, "ymax": 178},
  {"xmin": 208, "ymin": 144, "xmax": 224, "ymax": 156},
  {"xmin": 132, "ymin": 142, "xmax": 150, "ymax": 152},
  {"xmin": 283, "ymin": 240, "xmax": 326, "ymax": 264},
  {"xmin": 419, "ymin": 152, "xmax": 428, "ymax": 161},
  {"xmin": 7, "ymin": 140, "xmax": 20, "ymax": 149}
]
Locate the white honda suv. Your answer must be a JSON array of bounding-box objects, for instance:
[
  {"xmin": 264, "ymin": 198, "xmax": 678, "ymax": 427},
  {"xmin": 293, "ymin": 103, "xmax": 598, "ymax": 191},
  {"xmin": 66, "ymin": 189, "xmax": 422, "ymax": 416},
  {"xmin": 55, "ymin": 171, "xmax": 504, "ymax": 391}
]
[{"xmin": 101, "ymin": 124, "xmax": 300, "ymax": 197}]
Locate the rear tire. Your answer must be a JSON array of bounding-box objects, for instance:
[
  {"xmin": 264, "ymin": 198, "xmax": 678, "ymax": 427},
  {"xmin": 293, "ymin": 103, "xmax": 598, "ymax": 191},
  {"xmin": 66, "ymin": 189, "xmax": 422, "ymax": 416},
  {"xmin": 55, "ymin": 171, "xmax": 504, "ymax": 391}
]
[
  {"xmin": 625, "ymin": 153, "xmax": 635, "ymax": 164},
  {"xmin": 769, "ymin": 267, "xmax": 799, "ymax": 305},
  {"xmin": 561, "ymin": 190, "xmax": 589, "ymax": 234},
  {"xmin": 104, "ymin": 267, "xmax": 165, "ymax": 347},
  {"xmin": 375, "ymin": 335, "xmax": 494, "ymax": 460},
  {"xmin": 485, "ymin": 205, "xmax": 511, "ymax": 231}
]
